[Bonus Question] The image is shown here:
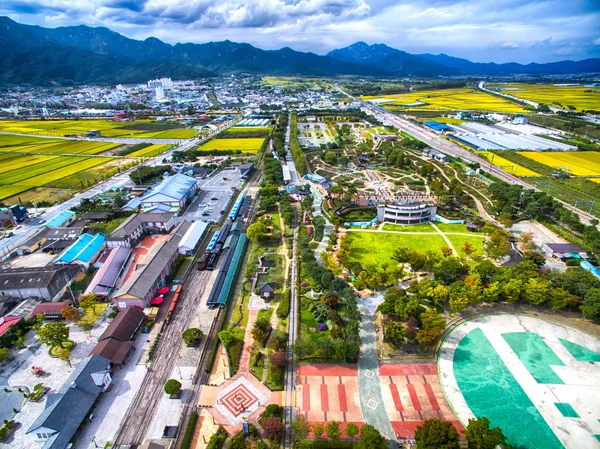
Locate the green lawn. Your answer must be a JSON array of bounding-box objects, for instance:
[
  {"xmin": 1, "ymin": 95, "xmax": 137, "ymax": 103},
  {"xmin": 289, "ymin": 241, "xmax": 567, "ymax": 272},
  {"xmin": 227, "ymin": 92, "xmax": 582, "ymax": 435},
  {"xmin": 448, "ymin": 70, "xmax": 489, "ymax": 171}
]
[
  {"xmin": 79, "ymin": 304, "xmax": 108, "ymax": 326},
  {"xmin": 433, "ymin": 222, "xmax": 469, "ymax": 233},
  {"xmin": 382, "ymin": 223, "xmax": 436, "ymax": 232},
  {"xmin": 347, "ymin": 231, "xmax": 446, "ymax": 267},
  {"xmin": 447, "ymin": 235, "xmax": 487, "ymax": 257}
]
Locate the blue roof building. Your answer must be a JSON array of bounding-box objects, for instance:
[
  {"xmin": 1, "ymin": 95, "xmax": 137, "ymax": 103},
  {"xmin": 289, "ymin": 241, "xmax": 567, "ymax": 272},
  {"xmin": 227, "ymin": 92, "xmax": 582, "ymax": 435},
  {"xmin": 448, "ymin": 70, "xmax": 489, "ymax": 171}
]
[
  {"xmin": 140, "ymin": 173, "xmax": 197, "ymax": 213},
  {"xmin": 54, "ymin": 233, "xmax": 105, "ymax": 266},
  {"xmin": 45, "ymin": 210, "xmax": 76, "ymax": 228},
  {"xmin": 424, "ymin": 121, "xmax": 451, "ymax": 131}
]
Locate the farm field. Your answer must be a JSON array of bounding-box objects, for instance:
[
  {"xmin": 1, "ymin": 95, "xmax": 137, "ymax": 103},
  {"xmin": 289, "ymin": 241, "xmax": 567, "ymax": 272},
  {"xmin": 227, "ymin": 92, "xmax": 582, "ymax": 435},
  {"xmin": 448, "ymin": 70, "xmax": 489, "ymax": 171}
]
[
  {"xmin": 225, "ymin": 127, "xmax": 271, "ymax": 134},
  {"xmin": 488, "ymin": 83, "xmax": 600, "ymax": 111},
  {"xmin": 0, "ymin": 120, "xmax": 193, "ymax": 138},
  {"xmin": 347, "ymin": 231, "xmax": 446, "ymax": 267},
  {"xmin": 0, "ymin": 134, "xmax": 119, "ymax": 156},
  {"xmin": 516, "ymin": 151, "xmax": 600, "ymax": 176},
  {"xmin": 361, "ymin": 88, "xmax": 528, "ymax": 113},
  {"xmin": 478, "ymin": 151, "xmax": 541, "ymax": 177},
  {"xmin": 128, "ymin": 144, "xmax": 172, "ymax": 158},
  {"xmin": 417, "ymin": 117, "xmax": 464, "ymax": 124},
  {"xmin": 199, "ymin": 137, "xmax": 264, "ymax": 153}
]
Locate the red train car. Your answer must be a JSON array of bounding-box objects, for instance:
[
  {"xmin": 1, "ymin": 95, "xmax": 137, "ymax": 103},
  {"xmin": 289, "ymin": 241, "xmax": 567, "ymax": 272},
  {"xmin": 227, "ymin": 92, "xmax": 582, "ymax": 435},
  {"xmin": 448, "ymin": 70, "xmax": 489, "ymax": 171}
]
[{"xmin": 165, "ymin": 284, "xmax": 183, "ymax": 324}]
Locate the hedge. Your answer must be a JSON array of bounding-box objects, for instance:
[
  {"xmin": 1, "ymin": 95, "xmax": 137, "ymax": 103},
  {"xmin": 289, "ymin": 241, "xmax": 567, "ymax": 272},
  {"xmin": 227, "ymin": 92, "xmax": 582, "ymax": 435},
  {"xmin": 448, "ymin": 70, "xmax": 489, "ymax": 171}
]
[
  {"xmin": 297, "ymin": 440, "xmax": 353, "ymax": 449},
  {"xmin": 206, "ymin": 427, "xmax": 227, "ymax": 449},
  {"xmin": 277, "ymin": 289, "xmax": 290, "ymax": 318},
  {"xmin": 181, "ymin": 411, "xmax": 198, "ymax": 449}
]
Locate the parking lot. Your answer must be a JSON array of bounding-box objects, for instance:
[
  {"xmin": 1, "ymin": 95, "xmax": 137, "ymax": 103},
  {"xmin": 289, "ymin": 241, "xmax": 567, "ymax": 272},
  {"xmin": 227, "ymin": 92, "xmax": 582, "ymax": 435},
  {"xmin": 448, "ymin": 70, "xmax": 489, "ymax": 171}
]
[{"xmin": 179, "ymin": 169, "xmax": 243, "ymax": 224}]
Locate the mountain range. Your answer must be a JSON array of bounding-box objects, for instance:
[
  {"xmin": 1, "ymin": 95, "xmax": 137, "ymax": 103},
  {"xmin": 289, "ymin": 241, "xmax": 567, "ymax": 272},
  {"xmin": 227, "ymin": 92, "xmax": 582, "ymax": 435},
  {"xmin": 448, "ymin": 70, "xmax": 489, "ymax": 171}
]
[{"xmin": 1, "ymin": 16, "xmax": 599, "ymax": 87}]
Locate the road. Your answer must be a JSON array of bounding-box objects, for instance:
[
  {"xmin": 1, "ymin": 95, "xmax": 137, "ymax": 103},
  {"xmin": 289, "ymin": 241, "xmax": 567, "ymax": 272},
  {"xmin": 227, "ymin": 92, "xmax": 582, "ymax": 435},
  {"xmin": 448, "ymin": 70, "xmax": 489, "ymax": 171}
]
[
  {"xmin": 0, "ymin": 119, "xmax": 239, "ymax": 259},
  {"xmin": 334, "ymin": 84, "xmax": 598, "ymax": 224}
]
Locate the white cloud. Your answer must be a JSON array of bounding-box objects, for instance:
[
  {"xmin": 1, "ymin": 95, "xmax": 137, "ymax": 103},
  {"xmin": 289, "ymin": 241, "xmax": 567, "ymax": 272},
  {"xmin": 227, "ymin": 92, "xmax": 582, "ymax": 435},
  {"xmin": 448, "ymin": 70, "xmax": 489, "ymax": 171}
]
[{"xmin": 502, "ymin": 42, "xmax": 519, "ymax": 49}]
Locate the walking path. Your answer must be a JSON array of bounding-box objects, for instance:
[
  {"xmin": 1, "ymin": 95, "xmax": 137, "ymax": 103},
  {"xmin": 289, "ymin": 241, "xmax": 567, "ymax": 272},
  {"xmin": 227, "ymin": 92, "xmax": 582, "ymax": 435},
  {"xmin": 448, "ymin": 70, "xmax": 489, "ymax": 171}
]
[{"xmin": 310, "ymin": 184, "xmax": 334, "ymax": 266}]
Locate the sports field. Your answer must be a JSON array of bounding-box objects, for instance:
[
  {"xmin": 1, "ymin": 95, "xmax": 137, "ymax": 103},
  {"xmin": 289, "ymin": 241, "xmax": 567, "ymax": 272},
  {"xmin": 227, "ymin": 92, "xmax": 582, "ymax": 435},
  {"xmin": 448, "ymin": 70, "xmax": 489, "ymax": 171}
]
[
  {"xmin": 347, "ymin": 231, "xmax": 446, "ymax": 267},
  {"xmin": 516, "ymin": 151, "xmax": 600, "ymax": 177},
  {"xmin": 488, "ymin": 83, "xmax": 600, "ymax": 111},
  {"xmin": 0, "ymin": 120, "xmax": 194, "ymax": 138},
  {"xmin": 199, "ymin": 137, "xmax": 265, "ymax": 153},
  {"xmin": 478, "ymin": 151, "xmax": 540, "ymax": 177},
  {"xmin": 361, "ymin": 88, "xmax": 527, "ymax": 113}
]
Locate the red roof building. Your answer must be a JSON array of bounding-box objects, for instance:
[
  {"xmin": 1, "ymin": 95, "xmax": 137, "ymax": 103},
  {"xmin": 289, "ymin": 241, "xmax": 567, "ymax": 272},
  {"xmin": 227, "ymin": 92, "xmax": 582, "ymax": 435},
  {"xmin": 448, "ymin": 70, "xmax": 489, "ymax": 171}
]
[{"xmin": 0, "ymin": 316, "xmax": 21, "ymax": 337}]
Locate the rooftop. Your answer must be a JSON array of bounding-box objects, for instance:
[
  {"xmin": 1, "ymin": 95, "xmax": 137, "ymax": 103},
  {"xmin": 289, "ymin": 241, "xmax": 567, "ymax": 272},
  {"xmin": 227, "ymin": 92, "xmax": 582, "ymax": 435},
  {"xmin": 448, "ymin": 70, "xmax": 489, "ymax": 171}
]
[
  {"xmin": 45, "ymin": 210, "xmax": 76, "ymax": 228},
  {"xmin": 110, "ymin": 213, "xmax": 174, "ymax": 238},
  {"xmin": 98, "ymin": 307, "xmax": 145, "ymax": 342},
  {"xmin": 54, "ymin": 233, "xmax": 105, "ymax": 264},
  {"xmin": 0, "ymin": 264, "xmax": 81, "ymax": 291},
  {"xmin": 141, "ymin": 173, "xmax": 197, "ymax": 203}
]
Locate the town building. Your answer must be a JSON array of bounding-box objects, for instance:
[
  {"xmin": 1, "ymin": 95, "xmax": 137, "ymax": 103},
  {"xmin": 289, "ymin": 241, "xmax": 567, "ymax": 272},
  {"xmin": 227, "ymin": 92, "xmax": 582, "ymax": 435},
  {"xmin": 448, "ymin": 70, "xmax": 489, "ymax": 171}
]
[
  {"xmin": 423, "ymin": 148, "xmax": 449, "ymax": 163},
  {"xmin": 0, "ymin": 265, "xmax": 81, "ymax": 301},
  {"xmin": 53, "ymin": 233, "xmax": 106, "ymax": 267},
  {"xmin": 377, "ymin": 202, "xmax": 437, "ymax": 225},
  {"xmin": 45, "ymin": 210, "xmax": 76, "ymax": 228},
  {"xmin": 106, "ymin": 213, "xmax": 174, "ymax": 248},
  {"xmin": 542, "ymin": 242, "xmax": 589, "ymax": 261},
  {"xmin": 27, "ymin": 355, "xmax": 112, "ymax": 449},
  {"xmin": 92, "ymin": 307, "xmax": 144, "ymax": 366},
  {"xmin": 178, "ymin": 220, "xmax": 209, "ymax": 255},
  {"xmin": 139, "ymin": 174, "xmax": 198, "ymax": 213},
  {"xmin": 84, "ymin": 246, "xmax": 132, "ymax": 297},
  {"xmin": 31, "ymin": 301, "xmax": 72, "ymax": 319}
]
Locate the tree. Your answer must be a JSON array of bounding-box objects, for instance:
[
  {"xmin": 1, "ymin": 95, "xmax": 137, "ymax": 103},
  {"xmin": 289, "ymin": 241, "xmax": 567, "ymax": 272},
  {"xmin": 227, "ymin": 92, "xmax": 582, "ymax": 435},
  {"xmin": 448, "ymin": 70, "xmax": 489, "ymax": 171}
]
[
  {"xmin": 270, "ymin": 351, "xmax": 287, "ymax": 368},
  {"xmin": 218, "ymin": 330, "xmax": 234, "ymax": 348},
  {"xmin": 428, "ymin": 284, "xmax": 449, "ymax": 306},
  {"xmin": 164, "ymin": 379, "xmax": 182, "ymax": 395},
  {"xmin": 434, "ymin": 258, "xmax": 468, "ymax": 284},
  {"xmin": 263, "ymin": 417, "xmax": 283, "ymax": 441},
  {"xmin": 247, "ymin": 222, "xmax": 267, "ymax": 242},
  {"xmin": 415, "ymin": 419, "xmax": 460, "ymax": 449},
  {"xmin": 357, "ymin": 424, "xmax": 386, "ymax": 449},
  {"xmin": 502, "ymin": 278, "xmax": 523, "ymax": 303},
  {"xmin": 58, "ymin": 348, "xmax": 71, "ymax": 365},
  {"xmin": 581, "ymin": 287, "xmax": 600, "ymax": 320},
  {"xmin": 312, "ymin": 422, "xmax": 325, "ymax": 440},
  {"xmin": 61, "ymin": 306, "xmax": 83, "ymax": 323},
  {"xmin": 392, "ymin": 246, "xmax": 412, "ymax": 264},
  {"xmin": 523, "ymin": 278, "xmax": 551, "ymax": 306},
  {"xmin": 484, "ymin": 231, "xmax": 510, "ymax": 259},
  {"xmin": 519, "ymin": 232, "xmax": 536, "ymax": 252},
  {"xmin": 322, "ymin": 292, "xmax": 340, "ymax": 308},
  {"xmin": 182, "ymin": 328, "xmax": 203, "ymax": 345},
  {"xmin": 291, "ymin": 415, "xmax": 311, "ymax": 441},
  {"xmin": 326, "ymin": 420, "xmax": 341, "ymax": 440},
  {"xmin": 345, "ymin": 423, "xmax": 360, "ymax": 443},
  {"xmin": 38, "ymin": 322, "xmax": 69, "ymax": 348},
  {"xmin": 461, "ymin": 241, "xmax": 477, "ymax": 256},
  {"xmin": 549, "ymin": 288, "xmax": 574, "ymax": 311},
  {"xmin": 440, "ymin": 246, "xmax": 453, "ymax": 258},
  {"xmin": 79, "ymin": 293, "xmax": 98, "ymax": 316},
  {"xmin": 465, "ymin": 417, "xmax": 509, "ymax": 449},
  {"xmin": 385, "ymin": 321, "xmax": 406, "ymax": 347},
  {"xmin": 0, "ymin": 348, "xmax": 9, "ymax": 363},
  {"xmin": 417, "ymin": 310, "xmax": 446, "ymax": 348}
]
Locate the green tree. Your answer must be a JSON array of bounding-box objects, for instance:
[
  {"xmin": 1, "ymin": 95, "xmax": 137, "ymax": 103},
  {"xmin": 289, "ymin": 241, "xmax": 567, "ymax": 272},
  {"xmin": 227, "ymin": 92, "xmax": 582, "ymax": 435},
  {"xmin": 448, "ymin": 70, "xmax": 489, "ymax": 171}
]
[
  {"xmin": 428, "ymin": 284, "xmax": 449, "ymax": 306},
  {"xmin": 357, "ymin": 424, "xmax": 386, "ymax": 449},
  {"xmin": 434, "ymin": 258, "xmax": 467, "ymax": 284},
  {"xmin": 291, "ymin": 415, "xmax": 311, "ymax": 441},
  {"xmin": 484, "ymin": 231, "xmax": 510, "ymax": 259},
  {"xmin": 38, "ymin": 322, "xmax": 69, "ymax": 348},
  {"xmin": 326, "ymin": 420, "xmax": 341, "ymax": 440},
  {"xmin": 79, "ymin": 293, "xmax": 98, "ymax": 315},
  {"xmin": 581, "ymin": 287, "xmax": 600, "ymax": 320},
  {"xmin": 392, "ymin": 246, "xmax": 412, "ymax": 264},
  {"xmin": 58, "ymin": 348, "xmax": 71, "ymax": 365},
  {"xmin": 415, "ymin": 419, "xmax": 460, "ymax": 449},
  {"xmin": 440, "ymin": 246, "xmax": 453, "ymax": 258},
  {"xmin": 164, "ymin": 379, "xmax": 182, "ymax": 395},
  {"xmin": 218, "ymin": 330, "xmax": 234, "ymax": 348},
  {"xmin": 0, "ymin": 348, "xmax": 9, "ymax": 363},
  {"xmin": 385, "ymin": 321, "xmax": 406, "ymax": 347},
  {"xmin": 312, "ymin": 422, "xmax": 325, "ymax": 440},
  {"xmin": 482, "ymin": 281, "xmax": 501, "ymax": 303},
  {"xmin": 549, "ymin": 288, "xmax": 574, "ymax": 311},
  {"xmin": 416, "ymin": 310, "xmax": 446, "ymax": 348},
  {"xmin": 247, "ymin": 222, "xmax": 267, "ymax": 242},
  {"xmin": 502, "ymin": 278, "xmax": 523, "ymax": 303},
  {"xmin": 345, "ymin": 423, "xmax": 360, "ymax": 443},
  {"xmin": 523, "ymin": 278, "xmax": 551, "ymax": 306},
  {"xmin": 182, "ymin": 328, "xmax": 204, "ymax": 345},
  {"xmin": 465, "ymin": 417, "xmax": 509, "ymax": 449}
]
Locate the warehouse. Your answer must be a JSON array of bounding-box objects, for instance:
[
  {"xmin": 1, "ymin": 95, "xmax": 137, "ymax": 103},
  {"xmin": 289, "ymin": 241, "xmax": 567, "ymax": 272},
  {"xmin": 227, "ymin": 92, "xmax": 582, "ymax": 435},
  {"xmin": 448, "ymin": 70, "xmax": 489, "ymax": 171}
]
[
  {"xmin": 140, "ymin": 173, "xmax": 197, "ymax": 213},
  {"xmin": 0, "ymin": 265, "xmax": 81, "ymax": 301},
  {"xmin": 53, "ymin": 233, "xmax": 106, "ymax": 267},
  {"xmin": 178, "ymin": 220, "xmax": 209, "ymax": 255}
]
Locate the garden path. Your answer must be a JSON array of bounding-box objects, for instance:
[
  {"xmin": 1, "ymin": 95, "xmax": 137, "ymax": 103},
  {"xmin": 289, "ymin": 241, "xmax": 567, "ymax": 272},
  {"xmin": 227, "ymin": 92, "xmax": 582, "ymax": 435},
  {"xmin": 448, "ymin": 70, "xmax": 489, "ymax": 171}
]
[{"xmin": 430, "ymin": 223, "xmax": 458, "ymax": 256}]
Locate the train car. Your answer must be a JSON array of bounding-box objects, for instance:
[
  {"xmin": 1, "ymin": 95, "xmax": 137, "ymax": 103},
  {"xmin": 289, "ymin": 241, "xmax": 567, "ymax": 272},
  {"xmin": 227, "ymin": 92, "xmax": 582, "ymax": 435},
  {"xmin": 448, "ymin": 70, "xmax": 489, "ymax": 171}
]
[
  {"xmin": 197, "ymin": 252, "xmax": 210, "ymax": 271},
  {"xmin": 228, "ymin": 193, "xmax": 245, "ymax": 222},
  {"xmin": 206, "ymin": 231, "xmax": 220, "ymax": 252},
  {"xmin": 165, "ymin": 284, "xmax": 183, "ymax": 324},
  {"xmin": 212, "ymin": 220, "xmax": 232, "ymax": 254},
  {"xmin": 206, "ymin": 252, "xmax": 220, "ymax": 271}
]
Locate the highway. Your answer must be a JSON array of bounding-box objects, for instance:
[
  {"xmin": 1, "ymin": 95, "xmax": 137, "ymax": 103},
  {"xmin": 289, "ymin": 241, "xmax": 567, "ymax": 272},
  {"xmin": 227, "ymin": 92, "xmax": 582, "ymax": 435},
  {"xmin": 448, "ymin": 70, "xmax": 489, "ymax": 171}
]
[
  {"xmin": 0, "ymin": 118, "xmax": 239, "ymax": 260},
  {"xmin": 334, "ymin": 84, "xmax": 598, "ymax": 224}
]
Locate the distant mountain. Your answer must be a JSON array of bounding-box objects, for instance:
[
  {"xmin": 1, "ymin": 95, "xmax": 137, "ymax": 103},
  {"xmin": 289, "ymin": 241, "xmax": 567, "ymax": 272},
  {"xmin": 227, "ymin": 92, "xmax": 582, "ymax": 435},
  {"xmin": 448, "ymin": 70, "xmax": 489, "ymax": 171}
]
[
  {"xmin": 0, "ymin": 16, "xmax": 598, "ymax": 87},
  {"xmin": 327, "ymin": 42, "xmax": 460, "ymax": 77},
  {"xmin": 418, "ymin": 52, "xmax": 600, "ymax": 75}
]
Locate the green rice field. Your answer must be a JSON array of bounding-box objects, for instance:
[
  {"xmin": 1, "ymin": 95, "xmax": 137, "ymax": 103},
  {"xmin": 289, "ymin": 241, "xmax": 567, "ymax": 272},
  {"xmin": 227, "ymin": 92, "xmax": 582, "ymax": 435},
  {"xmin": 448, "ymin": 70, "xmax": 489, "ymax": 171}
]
[
  {"xmin": 199, "ymin": 137, "xmax": 265, "ymax": 153},
  {"xmin": 128, "ymin": 144, "xmax": 172, "ymax": 158}
]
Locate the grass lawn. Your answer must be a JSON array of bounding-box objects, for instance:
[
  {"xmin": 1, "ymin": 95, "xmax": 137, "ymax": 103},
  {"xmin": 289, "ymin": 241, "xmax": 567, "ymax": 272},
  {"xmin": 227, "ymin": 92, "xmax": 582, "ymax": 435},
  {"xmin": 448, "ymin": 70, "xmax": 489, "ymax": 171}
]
[
  {"xmin": 382, "ymin": 223, "xmax": 436, "ymax": 232},
  {"xmin": 79, "ymin": 303, "xmax": 108, "ymax": 326},
  {"xmin": 434, "ymin": 222, "xmax": 468, "ymax": 233},
  {"xmin": 88, "ymin": 217, "xmax": 129, "ymax": 234},
  {"xmin": 447, "ymin": 235, "xmax": 487, "ymax": 257},
  {"xmin": 347, "ymin": 231, "xmax": 446, "ymax": 267},
  {"xmin": 200, "ymin": 138, "xmax": 264, "ymax": 153}
]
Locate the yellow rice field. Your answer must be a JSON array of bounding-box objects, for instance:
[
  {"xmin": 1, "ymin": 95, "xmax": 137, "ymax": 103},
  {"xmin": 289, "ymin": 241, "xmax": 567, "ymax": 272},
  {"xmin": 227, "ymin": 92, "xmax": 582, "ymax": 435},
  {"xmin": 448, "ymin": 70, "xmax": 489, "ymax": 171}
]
[
  {"xmin": 517, "ymin": 151, "xmax": 600, "ymax": 176},
  {"xmin": 479, "ymin": 151, "xmax": 540, "ymax": 177},
  {"xmin": 361, "ymin": 88, "xmax": 528, "ymax": 113},
  {"xmin": 488, "ymin": 83, "xmax": 600, "ymax": 111}
]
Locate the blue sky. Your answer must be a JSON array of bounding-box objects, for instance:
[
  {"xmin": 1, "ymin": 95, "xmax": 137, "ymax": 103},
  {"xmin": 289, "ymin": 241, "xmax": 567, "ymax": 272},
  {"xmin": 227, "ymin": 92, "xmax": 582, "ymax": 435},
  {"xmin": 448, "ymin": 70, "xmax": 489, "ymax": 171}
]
[{"xmin": 2, "ymin": 0, "xmax": 599, "ymax": 63}]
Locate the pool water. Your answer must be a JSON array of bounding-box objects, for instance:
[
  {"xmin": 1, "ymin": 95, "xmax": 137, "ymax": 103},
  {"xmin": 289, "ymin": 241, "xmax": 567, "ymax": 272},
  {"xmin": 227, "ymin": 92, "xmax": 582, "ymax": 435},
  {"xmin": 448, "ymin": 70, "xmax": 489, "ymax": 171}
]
[{"xmin": 453, "ymin": 328, "xmax": 564, "ymax": 449}]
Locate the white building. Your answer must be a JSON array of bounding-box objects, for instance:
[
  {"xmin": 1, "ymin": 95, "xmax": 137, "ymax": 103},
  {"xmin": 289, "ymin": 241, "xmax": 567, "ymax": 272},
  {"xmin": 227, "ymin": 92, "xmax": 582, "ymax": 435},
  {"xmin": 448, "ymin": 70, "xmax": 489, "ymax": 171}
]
[
  {"xmin": 377, "ymin": 202, "xmax": 437, "ymax": 225},
  {"xmin": 155, "ymin": 87, "xmax": 164, "ymax": 101}
]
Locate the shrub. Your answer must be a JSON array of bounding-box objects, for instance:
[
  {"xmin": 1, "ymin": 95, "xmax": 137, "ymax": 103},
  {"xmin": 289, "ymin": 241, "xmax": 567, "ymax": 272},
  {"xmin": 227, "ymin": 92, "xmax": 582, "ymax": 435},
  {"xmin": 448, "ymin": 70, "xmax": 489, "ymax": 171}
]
[
  {"xmin": 277, "ymin": 289, "xmax": 290, "ymax": 318},
  {"xmin": 182, "ymin": 328, "xmax": 203, "ymax": 345},
  {"xmin": 263, "ymin": 417, "xmax": 284, "ymax": 441},
  {"xmin": 181, "ymin": 412, "xmax": 198, "ymax": 449},
  {"xmin": 270, "ymin": 351, "xmax": 287, "ymax": 368},
  {"xmin": 164, "ymin": 379, "xmax": 182, "ymax": 395}
]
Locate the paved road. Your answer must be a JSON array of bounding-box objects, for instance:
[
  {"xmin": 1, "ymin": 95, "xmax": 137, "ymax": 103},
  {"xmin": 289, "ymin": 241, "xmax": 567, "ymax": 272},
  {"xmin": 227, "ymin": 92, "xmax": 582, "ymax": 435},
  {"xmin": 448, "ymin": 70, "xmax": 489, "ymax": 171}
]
[{"xmin": 335, "ymin": 85, "xmax": 598, "ymax": 224}]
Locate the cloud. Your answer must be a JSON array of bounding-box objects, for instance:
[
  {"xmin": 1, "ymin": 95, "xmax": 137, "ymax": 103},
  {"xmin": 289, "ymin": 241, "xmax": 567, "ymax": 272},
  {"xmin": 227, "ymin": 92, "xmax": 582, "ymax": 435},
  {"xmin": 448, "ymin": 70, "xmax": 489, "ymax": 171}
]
[{"xmin": 2, "ymin": 0, "xmax": 599, "ymax": 63}]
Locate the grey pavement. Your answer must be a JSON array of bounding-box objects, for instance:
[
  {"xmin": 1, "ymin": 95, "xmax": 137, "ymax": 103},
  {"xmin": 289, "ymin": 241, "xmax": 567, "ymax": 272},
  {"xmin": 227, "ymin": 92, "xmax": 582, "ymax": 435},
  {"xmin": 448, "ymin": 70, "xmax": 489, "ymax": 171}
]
[{"xmin": 309, "ymin": 185, "xmax": 334, "ymax": 266}]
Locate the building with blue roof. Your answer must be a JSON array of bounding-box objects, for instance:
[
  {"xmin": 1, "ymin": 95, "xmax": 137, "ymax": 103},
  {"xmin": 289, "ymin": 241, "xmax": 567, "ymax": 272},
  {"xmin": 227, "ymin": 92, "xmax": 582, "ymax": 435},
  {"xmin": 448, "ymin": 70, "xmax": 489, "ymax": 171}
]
[
  {"xmin": 424, "ymin": 121, "xmax": 451, "ymax": 132},
  {"xmin": 54, "ymin": 233, "xmax": 106, "ymax": 267},
  {"xmin": 140, "ymin": 173, "xmax": 197, "ymax": 213},
  {"xmin": 45, "ymin": 210, "xmax": 76, "ymax": 228}
]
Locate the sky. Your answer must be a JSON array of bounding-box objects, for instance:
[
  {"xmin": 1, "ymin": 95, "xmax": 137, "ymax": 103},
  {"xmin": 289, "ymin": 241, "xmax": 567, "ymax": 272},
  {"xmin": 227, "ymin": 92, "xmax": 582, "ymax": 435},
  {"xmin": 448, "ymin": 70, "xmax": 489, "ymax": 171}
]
[{"xmin": 2, "ymin": 0, "xmax": 600, "ymax": 63}]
